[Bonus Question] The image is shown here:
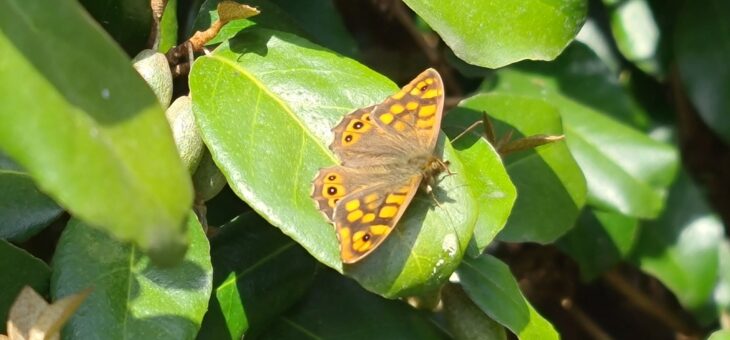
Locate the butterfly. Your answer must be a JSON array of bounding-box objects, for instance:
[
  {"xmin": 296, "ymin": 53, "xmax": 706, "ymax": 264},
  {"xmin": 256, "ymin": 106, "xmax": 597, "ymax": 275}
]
[{"xmin": 311, "ymin": 68, "xmax": 448, "ymax": 264}]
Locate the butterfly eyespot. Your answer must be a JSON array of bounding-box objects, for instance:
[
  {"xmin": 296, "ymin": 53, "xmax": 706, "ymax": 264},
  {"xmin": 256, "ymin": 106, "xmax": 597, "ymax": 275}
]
[
  {"xmin": 327, "ymin": 175, "xmax": 337, "ymax": 181},
  {"xmin": 353, "ymin": 122, "xmax": 364, "ymax": 129},
  {"xmin": 344, "ymin": 135, "xmax": 353, "ymax": 142},
  {"xmin": 362, "ymin": 233, "xmax": 371, "ymax": 242},
  {"xmin": 419, "ymin": 84, "xmax": 428, "ymax": 91},
  {"xmin": 327, "ymin": 186, "xmax": 337, "ymax": 195}
]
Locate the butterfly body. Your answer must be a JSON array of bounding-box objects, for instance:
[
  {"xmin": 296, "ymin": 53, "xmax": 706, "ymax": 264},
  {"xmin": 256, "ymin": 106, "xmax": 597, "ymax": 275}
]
[{"xmin": 312, "ymin": 69, "xmax": 446, "ymax": 264}]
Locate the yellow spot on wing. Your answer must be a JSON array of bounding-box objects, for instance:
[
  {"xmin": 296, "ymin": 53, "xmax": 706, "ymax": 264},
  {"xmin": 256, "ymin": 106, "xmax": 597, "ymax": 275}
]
[
  {"xmin": 362, "ymin": 213, "xmax": 375, "ymax": 223},
  {"xmin": 370, "ymin": 225, "xmax": 390, "ymax": 235},
  {"xmin": 345, "ymin": 200, "xmax": 360, "ymax": 211},
  {"xmin": 393, "ymin": 121, "xmax": 406, "ymax": 132},
  {"xmin": 322, "ymin": 184, "xmax": 344, "ymax": 198},
  {"xmin": 406, "ymin": 101, "xmax": 419, "ymax": 110},
  {"xmin": 391, "ymin": 104, "xmax": 404, "ymax": 114},
  {"xmin": 426, "ymin": 78, "xmax": 434, "ymax": 85},
  {"xmin": 379, "ymin": 205, "xmax": 399, "ymax": 218},
  {"xmin": 386, "ymin": 194, "xmax": 406, "ymax": 205},
  {"xmin": 422, "ymin": 89, "xmax": 439, "ymax": 99},
  {"xmin": 347, "ymin": 209, "xmax": 363, "ymax": 222},
  {"xmin": 342, "ymin": 133, "xmax": 360, "ymax": 145},
  {"xmin": 380, "ymin": 113, "xmax": 394, "ymax": 124},
  {"xmin": 419, "ymin": 105, "xmax": 436, "ymax": 117},
  {"xmin": 417, "ymin": 119, "xmax": 434, "ymax": 129}
]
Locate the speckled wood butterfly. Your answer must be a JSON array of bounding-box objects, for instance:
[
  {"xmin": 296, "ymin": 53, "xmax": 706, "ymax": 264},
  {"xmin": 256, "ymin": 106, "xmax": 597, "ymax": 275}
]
[{"xmin": 311, "ymin": 69, "xmax": 447, "ymax": 263}]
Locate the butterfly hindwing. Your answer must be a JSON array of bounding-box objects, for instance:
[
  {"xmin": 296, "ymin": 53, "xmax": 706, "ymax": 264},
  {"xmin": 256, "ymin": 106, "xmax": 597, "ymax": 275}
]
[
  {"xmin": 312, "ymin": 166, "xmax": 373, "ymax": 221},
  {"xmin": 332, "ymin": 175, "xmax": 422, "ymax": 263}
]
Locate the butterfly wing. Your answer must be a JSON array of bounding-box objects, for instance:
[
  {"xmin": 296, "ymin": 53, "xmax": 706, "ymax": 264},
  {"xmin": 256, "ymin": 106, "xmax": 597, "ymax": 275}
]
[
  {"xmin": 368, "ymin": 68, "xmax": 445, "ymax": 152},
  {"xmin": 331, "ymin": 174, "xmax": 422, "ymax": 263},
  {"xmin": 329, "ymin": 68, "xmax": 445, "ymax": 167},
  {"xmin": 312, "ymin": 165, "xmax": 374, "ymax": 221}
]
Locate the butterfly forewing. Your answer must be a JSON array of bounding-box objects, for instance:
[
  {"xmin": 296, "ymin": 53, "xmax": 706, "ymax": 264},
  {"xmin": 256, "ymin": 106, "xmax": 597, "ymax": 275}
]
[{"xmin": 368, "ymin": 69, "xmax": 445, "ymax": 152}]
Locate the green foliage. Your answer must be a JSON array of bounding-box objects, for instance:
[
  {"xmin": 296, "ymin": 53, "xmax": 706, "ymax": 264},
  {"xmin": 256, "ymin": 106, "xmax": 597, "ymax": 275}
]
[{"xmin": 0, "ymin": 0, "xmax": 728, "ymax": 338}]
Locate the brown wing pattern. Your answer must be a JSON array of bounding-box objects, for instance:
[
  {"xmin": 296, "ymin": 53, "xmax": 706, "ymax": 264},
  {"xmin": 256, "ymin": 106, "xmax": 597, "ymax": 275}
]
[{"xmin": 332, "ymin": 175, "xmax": 422, "ymax": 263}]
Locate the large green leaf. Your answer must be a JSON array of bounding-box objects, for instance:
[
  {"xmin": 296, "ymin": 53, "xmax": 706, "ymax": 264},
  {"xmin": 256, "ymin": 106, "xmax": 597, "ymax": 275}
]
[
  {"xmin": 51, "ymin": 216, "xmax": 212, "ymax": 339},
  {"xmin": 189, "ymin": 28, "xmax": 476, "ymax": 297},
  {"xmin": 198, "ymin": 212, "xmax": 317, "ymax": 339},
  {"xmin": 0, "ymin": 0, "xmax": 193, "ymax": 263},
  {"xmin": 0, "ymin": 240, "xmax": 51, "ymax": 334},
  {"xmin": 558, "ymin": 209, "xmax": 639, "ymax": 281},
  {"xmin": 709, "ymin": 330, "xmax": 730, "ymax": 340},
  {"xmin": 441, "ymin": 105, "xmax": 516, "ymax": 254},
  {"xmin": 457, "ymin": 255, "xmax": 558, "ymax": 339},
  {"xmin": 446, "ymin": 94, "xmax": 586, "ymax": 244},
  {"xmin": 675, "ymin": 0, "xmax": 730, "ymax": 144},
  {"xmin": 630, "ymin": 171, "xmax": 724, "ymax": 315},
  {"xmin": 402, "ymin": 0, "xmax": 588, "ymax": 68},
  {"xmin": 486, "ymin": 42, "xmax": 678, "ymax": 218},
  {"xmin": 0, "ymin": 171, "xmax": 63, "ymax": 241},
  {"xmin": 258, "ymin": 269, "xmax": 448, "ymax": 339}
]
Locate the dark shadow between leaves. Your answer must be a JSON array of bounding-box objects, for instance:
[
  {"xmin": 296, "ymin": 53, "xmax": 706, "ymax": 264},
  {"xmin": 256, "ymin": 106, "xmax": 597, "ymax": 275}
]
[
  {"xmin": 444, "ymin": 106, "xmax": 580, "ymax": 242},
  {"xmin": 197, "ymin": 212, "xmax": 318, "ymax": 339}
]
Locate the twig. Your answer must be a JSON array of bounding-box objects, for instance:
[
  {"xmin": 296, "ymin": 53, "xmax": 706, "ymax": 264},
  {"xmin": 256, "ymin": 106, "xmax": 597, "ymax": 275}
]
[
  {"xmin": 164, "ymin": 1, "xmax": 260, "ymax": 77},
  {"xmin": 602, "ymin": 269, "xmax": 699, "ymax": 336},
  {"xmin": 147, "ymin": 0, "xmax": 168, "ymax": 50},
  {"xmin": 561, "ymin": 298, "xmax": 613, "ymax": 340},
  {"xmin": 386, "ymin": 0, "xmax": 463, "ymax": 96}
]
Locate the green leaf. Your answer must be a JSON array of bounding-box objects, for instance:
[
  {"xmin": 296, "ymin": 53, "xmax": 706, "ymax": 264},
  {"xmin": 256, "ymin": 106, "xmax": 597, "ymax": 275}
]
[
  {"xmin": 557, "ymin": 209, "xmax": 639, "ymax": 281},
  {"xmin": 189, "ymin": 27, "xmax": 476, "ymax": 297},
  {"xmin": 158, "ymin": 0, "xmax": 178, "ymax": 53},
  {"xmin": 51, "ymin": 215, "xmax": 212, "ymax": 339},
  {"xmin": 0, "ymin": 0, "xmax": 193, "ymax": 264},
  {"xmin": 709, "ymin": 330, "xmax": 730, "ymax": 340},
  {"xmin": 0, "ymin": 171, "xmax": 63, "ymax": 241},
  {"xmin": 630, "ymin": 171, "xmax": 723, "ymax": 313},
  {"xmin": 258, "ymin": 269, "xmax": 449, "ymax": 339},
  {"xmin": 446, "ymin": 94, "xmax": 586, "ymax": 244},
  {"xmin": 402, "ymin": 0, "xmax": 588, "ymax": 68},
  {"xmin": 603, "ymin": 0, "xmax": 662, "ymax": 76},
  {"xmin": 269, "ymin": 0, "xmax": 360, "ymax": 57},
  {"xmin": 79, "ymin": 0, "xmax": 152, "ymax": 55},
  {"xmin": 458, "ymin": 255, "xmax": 558, "ymax": 340},
  {"xmin": 441, "ymin": 105, "xmax": 516, "ymax": 254},
  {"xmin": 675, "ymin": 0, "xmax": 730, "ymax": 144},
  {"xmin": 0, "ymin": 240, "xmax": 51, "ymax": 334},
  {"xmin": 198, "ymin": 212, "xmax": 317, "ymax": 339},
  {"xmin": 716, "ymin": 241, "xmax": 730, "ymax": 312},
  {"xmin": 487, "ymin": 42, "xmax": 678, "ymax": 218},
  {"xmin": 441, "ymin": 283, "xmax": 507, "ymax": 340}
]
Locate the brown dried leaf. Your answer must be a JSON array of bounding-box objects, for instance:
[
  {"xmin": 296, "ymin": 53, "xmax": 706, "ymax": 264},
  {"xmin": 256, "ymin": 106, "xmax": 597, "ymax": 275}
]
[
  {"xmin": 5, "ymin": 286, "xmax": 90, "ymax": 340},
  {"xmin": 217, "ymin": 1, "xmax": 260, "ymax": 23}
]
